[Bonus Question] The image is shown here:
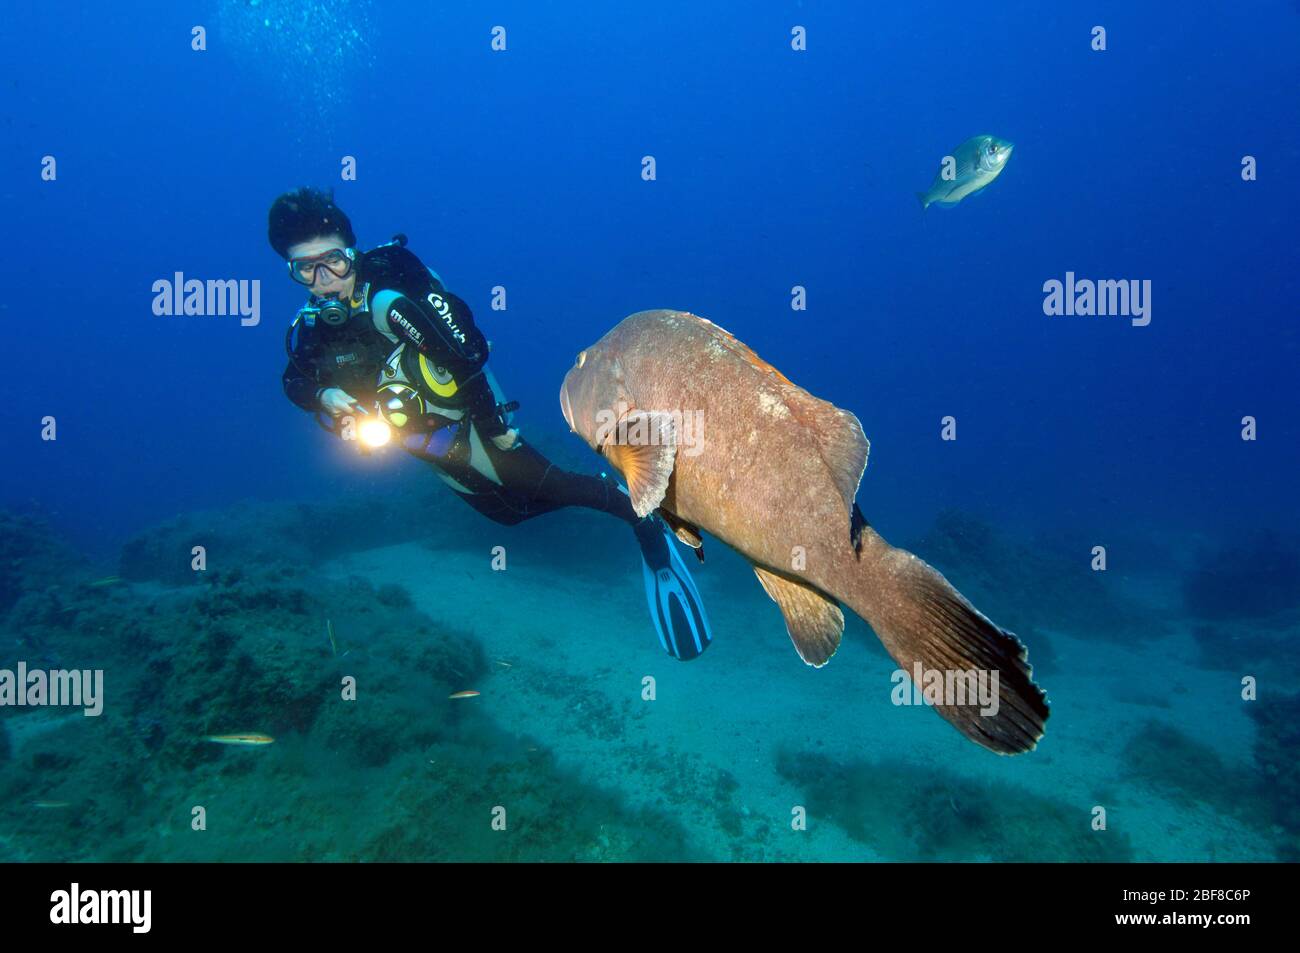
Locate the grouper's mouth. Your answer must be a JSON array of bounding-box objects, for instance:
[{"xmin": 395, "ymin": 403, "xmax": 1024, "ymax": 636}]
[{"xmin": 559, "ymin": 379, "xmax": 575, "ymax": 433}]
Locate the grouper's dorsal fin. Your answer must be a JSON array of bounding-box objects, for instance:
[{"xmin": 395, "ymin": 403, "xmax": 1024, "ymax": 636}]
[
  {"xmin": 784, "ymin": 393, "xmax": 869, "ymax": 513},
  {"xmin": 701, "ymin": 318, "xmax": 797, "ymax": 387},
  {"xmin": 697, "ymin": 315, "xmax": 868, "ymax": 512},
  {"xmin": 815, "ymin": 407, "xmax": 870, "ymax": 514},
  {"xmin": 603, "ymin": 410, "xmax": 677, "ymax": 518},
  {"xmin": 752, "ymin": 565, "xmax": 844, "ymax": 667}
]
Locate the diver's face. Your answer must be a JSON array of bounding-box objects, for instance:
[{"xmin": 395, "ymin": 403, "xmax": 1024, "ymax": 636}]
[{"xmin": 287, "ymin": 234, "xmax": 356, "ymax": 300}]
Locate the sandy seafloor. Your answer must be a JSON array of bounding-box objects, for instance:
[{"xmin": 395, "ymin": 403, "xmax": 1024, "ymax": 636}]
[
  {"xmin": 0, "ymin": 475, "xmax": 1296, "ymax": 863},
  {"xmin": 325, "ymin": 532, "xmax": 1281, "ymax": 863}
]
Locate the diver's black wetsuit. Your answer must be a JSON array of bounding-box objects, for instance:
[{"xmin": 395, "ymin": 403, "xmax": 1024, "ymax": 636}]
[{"xmin": 283, "ymin": 241, "xmax": 638, "ymax": 527}]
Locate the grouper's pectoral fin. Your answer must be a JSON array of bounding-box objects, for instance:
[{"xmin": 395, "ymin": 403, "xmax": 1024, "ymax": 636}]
[
  {"xmin": 602, "ymin": 410, "xmax": 677, "ymax": 518},
  {"xmin": 752, "ymin": 565, "xmax": 844, "ymax": 667}
]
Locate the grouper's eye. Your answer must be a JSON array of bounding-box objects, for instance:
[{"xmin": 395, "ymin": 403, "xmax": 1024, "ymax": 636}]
[{"xmin": 576, "ymin": 350, "xmax": 587, "ymax": 368}]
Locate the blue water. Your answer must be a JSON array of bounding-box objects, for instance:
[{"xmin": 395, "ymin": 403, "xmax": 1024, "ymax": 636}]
[{"xmin": 1, "ymin": 1, "xmax": 1297, "ymax": 862}]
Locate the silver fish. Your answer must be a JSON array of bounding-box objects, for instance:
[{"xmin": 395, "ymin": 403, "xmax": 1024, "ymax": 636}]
[{"xmin": 917, "ymin": 134, "xmax": 1014, "ymax": 209}]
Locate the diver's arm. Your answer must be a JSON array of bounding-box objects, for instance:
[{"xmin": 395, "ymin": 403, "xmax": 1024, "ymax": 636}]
[
  {"xmin": 370, "ymin": 275, "xmax": 508, "ymax": 437},
  {"xmin": 458, "ymin": 373, "xmax": 511, "ymax": 439},
  {"xmin": 379, "ymin": 289, "xmax": 489, "ymax": 381},
  {"xmin": 283, "ymin": 366, "xmax": 358, "ymax": 417},
  {"xmin": 376, "ymin": 293, "xmax": 510, "ymax": 437},
  {"xmin": 283, "ymin": 324, "xmax": 356, "ymax": 414},
  {"xmin": 282, "ymin": 361, "xmax": 326, "ymax": 413}
]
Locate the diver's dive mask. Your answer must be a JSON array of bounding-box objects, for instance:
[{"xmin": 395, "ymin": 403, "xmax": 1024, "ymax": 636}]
[{"xmin": 287, "ymin": 246, "xmax": 357, "ymax": 286}]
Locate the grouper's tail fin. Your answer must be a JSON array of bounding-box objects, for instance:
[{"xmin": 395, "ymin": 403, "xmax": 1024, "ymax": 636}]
[{"xmin": 849, "ymin": 527, "xmax": 1049, "ymax": 755}]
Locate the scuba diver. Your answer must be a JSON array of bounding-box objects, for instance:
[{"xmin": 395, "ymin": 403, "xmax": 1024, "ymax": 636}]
[{"xmin": 269, "ymin": 187, "xmax": 712, "ymax": 660}]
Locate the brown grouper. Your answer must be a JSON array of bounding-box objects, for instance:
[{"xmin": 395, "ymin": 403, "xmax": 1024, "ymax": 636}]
[{"xmin": 560, "ymin": 309, "xmax": 1049, "ymax": 754}]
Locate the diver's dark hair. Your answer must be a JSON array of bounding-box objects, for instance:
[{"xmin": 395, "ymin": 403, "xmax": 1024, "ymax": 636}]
[{"xmin": 267, "ymin": 187, "xmax": 357, "ymax": 259}]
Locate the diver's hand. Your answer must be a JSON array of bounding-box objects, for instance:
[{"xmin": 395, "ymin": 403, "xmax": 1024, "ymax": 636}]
[
  {"xmin": 490, "ymin": 428, "xmax": 520, "ymax": 451},
  {"xmin": 320, "ymin": 388, "xmax": 360, "ymax": 416}
]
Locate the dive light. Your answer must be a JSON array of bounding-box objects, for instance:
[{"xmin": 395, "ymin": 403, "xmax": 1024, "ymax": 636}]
[{"xmin": 352, "ymin": 404, "xmax": 393, "ymax": 449}]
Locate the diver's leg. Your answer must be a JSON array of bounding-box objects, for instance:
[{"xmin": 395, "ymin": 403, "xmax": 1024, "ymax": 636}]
[
  {"xmin": 402, "ymin": 427, "xmax": 539, "ymax": 527},
  {"xmin": 482, "ymin": 438, "xmax": 638, "ymax": 524},
  {"xmin": 411, "ymin": 427, "xmax": 713, "ymax": 659},
  {"xmin": 404, "ymin": 421, "xmax": 636, "ymax": 525},
  {"xmin": 445, "ymin": 483, "xmax": 532, "ymax": 526}
]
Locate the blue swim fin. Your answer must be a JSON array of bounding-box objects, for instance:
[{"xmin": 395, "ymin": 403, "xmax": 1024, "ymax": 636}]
[{"xmin": 632, "ymin": 513, "xmax": 713, "ymax": 661}]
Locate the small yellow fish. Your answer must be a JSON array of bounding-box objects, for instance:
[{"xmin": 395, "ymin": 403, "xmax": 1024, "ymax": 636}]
[
  {"xmin": 87, "ymin": 576, "xmax": 122, "ymax": 588},
  {"xmin": 448, "ymin": 690, "xmax": 480, "ymax": 700},
  {"xmin": 205, "ymin": 733, "xmax": 275, "ymax": 746}
]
